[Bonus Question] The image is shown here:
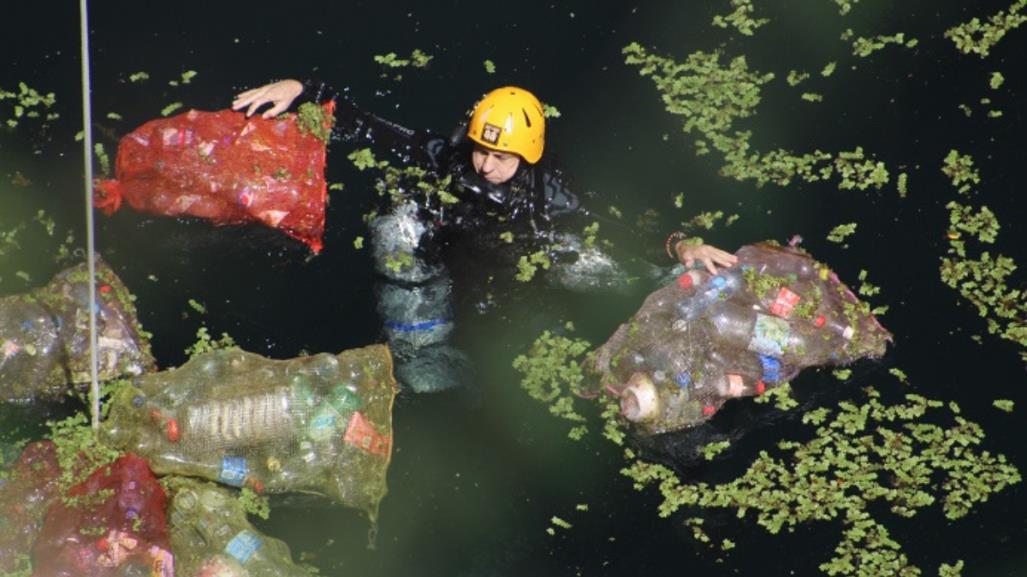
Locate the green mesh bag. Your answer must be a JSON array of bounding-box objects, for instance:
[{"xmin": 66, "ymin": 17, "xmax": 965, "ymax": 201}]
[
  {"xmin": 103, "ymin": 345, "xmax": 397, "ymax": 520},
  {"xmin": 166, "ymin": 477, "xmax": 315, "ymax": 577},
  {"xmin": 0, "ymin": 257, "xmax": 155, "ymax": 402}
]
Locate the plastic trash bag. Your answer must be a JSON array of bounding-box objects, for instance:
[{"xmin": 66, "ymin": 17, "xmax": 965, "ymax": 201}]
[
  {"xmin": 94, "ymin": 103, "xmax": 334, "ymax": 254},
  {"xmin": 0, "ymin": 441, "xmax": 62, "ymax": 574},
  {"xmin": 103, "ymin": 345, "xmax": 397, "ymax": 520},
  {"xmin": 166, "ymin": 477, "xmax": 315, "ymax": 577},
  {"xmin": 30, "ymin": 453, "xmax": 173, "ymax": 577},
  {"xmin": 590, "ymin": 243, "xmax": 892, "ymax": 435},
  {"xmin": 0, "ymin": 257, "xmax": 155, "ymax": 403}
]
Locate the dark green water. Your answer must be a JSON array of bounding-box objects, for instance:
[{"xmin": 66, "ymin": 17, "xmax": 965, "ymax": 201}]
[{"xmin": 2, "ymin": 1, "xmax": 1025, "ymax": 576}]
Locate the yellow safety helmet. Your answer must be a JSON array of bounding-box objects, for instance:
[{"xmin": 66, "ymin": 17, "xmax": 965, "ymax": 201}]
[{"xmin": 467, "ymin": 86, "xmax": 546, "ymax": 164}]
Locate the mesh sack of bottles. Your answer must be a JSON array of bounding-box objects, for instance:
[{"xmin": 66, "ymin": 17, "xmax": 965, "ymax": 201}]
[
  {"xmin": 30, "ymin": 453, "xmax": 174, "ymax": 577},
  {"xmin": 166, "ymin": 477, "xmax": 315, "ymax": 577},
  {"xmin": 0, "ymin": 441, "xmax": 62, "ymax": 574},
  {"xmin": 0, "ymin": 257, "xmax": 155, "ymax": 402},
  {"xmin": 103, "ymin": 345, "xmax": 397, "ymax": 520},
  {"xmin": 93, "ymin": 102, "xmax": 335, "ymax": 253},
  {"xmin": 590, "ymin": 242, "xmax": 892, "ymax": 435}
]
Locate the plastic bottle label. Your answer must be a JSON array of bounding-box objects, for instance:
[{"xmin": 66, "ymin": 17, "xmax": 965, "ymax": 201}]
[
  {"xmin": 225, "ymin": 530, "xmax": 262, "ymax": 564},
  {"xmin": 727, "ymin": 374, "xmax": 745, "ymax": 396},
  {"xmin": 218, "ymin": 456, "xmax": 248, "ymax": 487},
  {"xmin": 748, "ymin": 314, "xmax": 791, "ymax": 356},
  {"xmin": 758, "ymin": 355, "xmax": 782, "ymax": 383},
  {"xmin": 769, "ymin": 287, "xmax": 801, "ymax": 318},
  {"xmin": 308, "ymin": 406, "xmax": 339, "ymax": 442},
  {"xmin": 674, "ymin": 372, "xmax": 692, "ymax": 388}
]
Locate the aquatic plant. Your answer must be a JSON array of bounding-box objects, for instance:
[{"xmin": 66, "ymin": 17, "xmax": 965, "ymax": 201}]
[
  {"xmin": 512, "ymin": 329, "xmax": 592, "ymax": 439},
  {"xmin": 944, "ymin": 0, "xmax": 1027, "ymax": 58},
  {"xmin": 827, "ymin": 223, "xmax": 857, "ymax": 244},
  {"xmin": 851, "ymin": 33, "xmax": 918, "ymax": 58},
  {"xmin": 619, "ymin": 387, "xmax": 1021, "ymax": 576},
  {"xmin": 624, "ymin": 44, "xmax": 890, "ymax": 191},
  {"xmin": 711, "ymin": 0, "xmax": 769, "ymax": 36},
  {"xmin": 0, "ymin": 82, "xmax": 58, "ymax": 128}
]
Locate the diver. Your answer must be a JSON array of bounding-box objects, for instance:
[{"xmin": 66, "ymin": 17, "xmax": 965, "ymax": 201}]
[{"xmin": 232, "ymin": 79, "xmax": 737, "ymax": 392}]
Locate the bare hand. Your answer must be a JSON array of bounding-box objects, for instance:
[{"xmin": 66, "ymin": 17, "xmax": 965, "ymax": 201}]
[
  {"xmin": 675, "ymin": 242, "xmax": 738, "ymax": 275},
  {"xmin": 232, "ymin": 79, "xmax": 303, "ymax": 118}
]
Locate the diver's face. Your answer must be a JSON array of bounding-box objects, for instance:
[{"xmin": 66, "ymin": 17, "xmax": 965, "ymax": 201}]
[{"xmin": 472, "ymin": 144, "xmax": 521, "ymax": 184}]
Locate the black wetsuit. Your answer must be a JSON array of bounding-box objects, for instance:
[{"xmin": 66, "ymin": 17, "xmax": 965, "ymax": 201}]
[{"xmin": 301, "ymin": 82, "xmax": 627, "ymax": 392}]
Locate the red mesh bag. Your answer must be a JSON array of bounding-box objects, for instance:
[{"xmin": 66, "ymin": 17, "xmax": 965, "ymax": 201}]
[
  {"xmin": 0, "ymin": 441, "xmax": 62, "ymax": 574},
  {"xmin": 31, "ymin": 454, "xmax": 174, "ymax": 577},
  {"xmin": 94, "ymin": 103, "xmax": 335, "ymax": 253}
]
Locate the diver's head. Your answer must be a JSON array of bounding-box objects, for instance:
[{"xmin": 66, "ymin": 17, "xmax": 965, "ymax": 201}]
[{"xmin": 466, "ymin": 86, "xmax": 545, "ymax": 184}]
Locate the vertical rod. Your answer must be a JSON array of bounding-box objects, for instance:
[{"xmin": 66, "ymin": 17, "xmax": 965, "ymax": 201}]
[{"xmin": 79, "ymin": 0, "xmax": 100, "ymax": 431}]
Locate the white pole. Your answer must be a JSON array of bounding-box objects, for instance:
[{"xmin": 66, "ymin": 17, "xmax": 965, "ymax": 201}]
[{"xmin": 79, "ymin": 0, "xmax": 100, "ymax": 431}]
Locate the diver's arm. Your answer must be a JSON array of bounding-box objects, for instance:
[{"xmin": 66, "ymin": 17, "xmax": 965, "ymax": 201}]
[{"xmin": 233, "ymin": 78, "xmax": 437, "ymax": 165}]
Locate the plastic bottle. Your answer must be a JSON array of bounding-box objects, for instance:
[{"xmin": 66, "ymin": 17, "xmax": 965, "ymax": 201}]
[{"xmin": 676, "ymin": 268, "xmax": 745, "ymax": 321}]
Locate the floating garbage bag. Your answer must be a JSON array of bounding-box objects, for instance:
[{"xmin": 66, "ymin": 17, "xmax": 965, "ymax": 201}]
[
  {"xmin": 166, "ymin": 477, "xmax": 315, "ymax": 577},
  {"xmin": 0, "ymin": 441, "xmax": 62, "ymax": 574},
  {"xmin": 103, "ymin": 345, "xmax": 397, "ymax": 520},
  {"xmin": 93, "ymin": 103, "xmax": 335, "ymax": 254},
  {"xmin": 30, "ymin": 453, "xmax": 173, "ymax": 577},
  {"xmin": 590, "ymin": 242, "xmax": 891, "ymax": 435},
  {"xmin": 0, "ymin": 257, "xmax": 155, "ymax": 403}
]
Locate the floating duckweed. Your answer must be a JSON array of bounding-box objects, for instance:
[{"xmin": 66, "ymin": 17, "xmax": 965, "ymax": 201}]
[
  {"xmin": 515, "ymin": 249, "xmax": 553, "ymax": 282},
  {"xmin": 992, "ymin": 399, "xmax": 1014, "ymax": 412},
  {"xmin": 888, "ymin": 368, "xmax": 908, "ymax": 384},
  {"xmin": 674, "ymin": 193, "xmax": 685, "ymax": 208},
  {"xmin": 297, "ymin": 101, "xmax": 334, "ymax": 142},
  {"xmin": 128, "ymin": 71, "xmax": 149, "ymax": 82},
  {"xmin": 833, "ymin": 368, "xmax": 852, "ymax": 380},
  {"xmin": 575, "ymin": 503, "xmax": 589, "ymax": 512},
  {"xmin": 830, "ymin": 0, "xmax": 861, "ymax": 16},
  {"xmin": 353, "ymin": 236, "xmax": 364, "ymax": 249},
  {"xmin": 582, "ymin": 222, "xmax": 600, "ymax": 249},
  {"xmin": 802, "ymin": 92, "xmax": 824, "ymax": 102},
  {"xmin": 160, "ymin": 102, "xmax": 183, "ymax": 117},
  {"xmin": 483, "ymin": 59, "xmax": 497, "ymax": 74},
  {"xmin": 373, "ymin": 52, "xmax": 410, "ymax": 68},
  {"xmin": 498, "ymin": 231, "xmax": 514, "ymax": 244},
  {"xmin": 725, "ymin": 214, "xmax": 740, "ymax": 226},
  {"xmin": 410, "ymin": 49, "xmax": 433, "ymax": 68},
  {"xmin": 939, "ymin": 560, "xmax": 965, "ymax": 577},
  {"xmin": 752, "ymin": 381, "xmax": 797, "ymax": 410},
  {"xmin": 942, "ymin": 150, "xmax": 980, "ymax": 194},
  {"xmin": 897, "ymin": 172, "xmax": 908, "ymax": 197},
  {"xmin": 989, "ymin": 72, "xmax": 1006, "ymax": 89},
  {"xmin": 106, "ymin": 112, "xmax": 122, "ymax": 120},
  {"xmin": 550, "ymin": 516, "xmax": 573, "ymax": 530},
  {"xmin": 944, "ymin": 0, "xmax": 1027, "ymax": 58},
  {"xmin": 856, "ymin": 269, "xmax": 880, "ymax": 297},
  {"xmin": 348, "ymin": 148, "xmax": 389, "ymax": 171},
  {"xmin": 1, "ymin": 82, "xmax": 58, "ymax": 128},
  {"xmin": 827, "ymin": 223, "xmax": 857, "ymax": 244},
  {"xmin": 187, "ymin": 298, "xmax": 207, "ymax": 314},
  {"xmin": 821, "ymin": 62, "xmax": 837, "ymax": 77},
  {"xmin": 624, "ymin": 43, "xmax": 890, "ymax": 192},
  {"xmin": 47, "ymin": 412, "xmax": 122, "ymax": 500},
  {"xmin": 512, "ymin": 330, "xmax": 592, "ymax": 438},
  {"xmin": 239, "ymin": 487, "xmax": 270, "ymax": 520},
  {"xmin": 684, "ymin": 210, "xmax": 725, "ymax": 231},
  {"xmin": 184, "ymin": 326, "xmax": 236, "ymax": 358},
  {"xmin": 787, "ymin": 70, "xmax": 810, "ymax": 86},
  {"xmin": 93, "ymin": 143, "xmax": 111, "ymax": 176},
  {"xmin": 711, "ymin": 0, "xmax": 769, "ymax": 36},
  {"xmin": 621, "ymin": 389, "xmax": 1020, "ymax": 576},
  {"xmin": 542, "ymin": 104, "xmax": 561, "ymax": 118},
  {"xmin": 958, "ymin": 103, "xmax": 973, "ymax": 117},
  {"xmin": 384, "ymin": 252, "xmax": 415, "ymax": 274},
  {"xmin": 851, "ymin": 33, "xmax": 916, "ymax": 57},
  {"xmin": 180, "ymin": 70, "xmax": 197, "ymax": 84},
  {"xmin": 702, "ymin": 440, "xmax": 731, "ymax": 460}
]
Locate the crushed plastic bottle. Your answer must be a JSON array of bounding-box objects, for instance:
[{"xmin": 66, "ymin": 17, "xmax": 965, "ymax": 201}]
[
  {"xmin": 589, "ymin": 242, "xmax": 891, "ymax": 435},
  {"xmin": 103, "ymin": 345, "xmax": 397, "ymax": 520}
]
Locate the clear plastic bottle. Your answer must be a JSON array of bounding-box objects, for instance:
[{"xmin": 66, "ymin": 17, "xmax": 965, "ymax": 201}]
[{"xmin": 676, "ymin": 268, "xmax": 745, "ymax": 321}]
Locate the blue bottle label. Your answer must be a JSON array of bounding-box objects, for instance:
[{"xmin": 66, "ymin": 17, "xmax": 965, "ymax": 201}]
[
  {"xmin": 218, "ymin": 456, "xmax": 248, "ymax": 487},
  {"xmin": 758, "ymin": 354, "xmax": 782, "ymax": 383},
  {"xmin": 225, "ymin": 530, "xmax": 262, "ymax": 564},
  {"xmin": 674, "ymin": 372, "xmax": 692, "ymax": 388}
]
